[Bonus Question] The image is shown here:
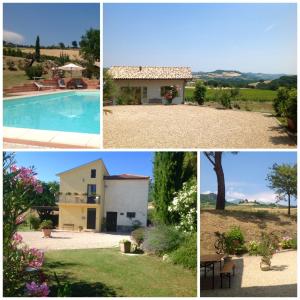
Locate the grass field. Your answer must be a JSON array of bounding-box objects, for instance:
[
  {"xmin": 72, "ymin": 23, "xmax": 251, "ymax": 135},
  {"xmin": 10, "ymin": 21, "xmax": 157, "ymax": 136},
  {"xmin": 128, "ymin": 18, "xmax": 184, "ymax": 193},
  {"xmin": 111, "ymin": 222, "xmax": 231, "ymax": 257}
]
[
  {"xmin": 18, "ymin": 48, "xmax": 80, "ymax": 59},
  {"xmin": 44, "ymin": 248, "xmax": 196, "ymax": 297},
  {"xmin": 185, "ymin": 87, "xmax": 276, "ymax": 102},
  {"xmin": 200, "ymin": 206, "xmax": 297, "ymax": 253}
]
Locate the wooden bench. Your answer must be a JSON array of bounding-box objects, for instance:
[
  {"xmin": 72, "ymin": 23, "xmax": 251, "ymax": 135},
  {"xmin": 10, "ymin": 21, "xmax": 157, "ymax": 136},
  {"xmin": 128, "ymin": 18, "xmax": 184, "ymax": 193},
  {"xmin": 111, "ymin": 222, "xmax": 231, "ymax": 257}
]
[
  {"xmin": 220, "ymin": 261, "xmax": 235, "ymax": 288},
  {"xmin": 63, "ymin": 224, "xmax": 74, "ymax": 231}
]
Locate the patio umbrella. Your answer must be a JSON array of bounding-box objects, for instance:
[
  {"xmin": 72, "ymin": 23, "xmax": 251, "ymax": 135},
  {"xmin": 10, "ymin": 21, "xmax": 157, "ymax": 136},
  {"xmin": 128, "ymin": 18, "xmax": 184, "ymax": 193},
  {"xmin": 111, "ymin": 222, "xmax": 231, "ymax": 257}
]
[{"xmin": 58, "ymin": 63, "xmax": 85, "ymax": 77}]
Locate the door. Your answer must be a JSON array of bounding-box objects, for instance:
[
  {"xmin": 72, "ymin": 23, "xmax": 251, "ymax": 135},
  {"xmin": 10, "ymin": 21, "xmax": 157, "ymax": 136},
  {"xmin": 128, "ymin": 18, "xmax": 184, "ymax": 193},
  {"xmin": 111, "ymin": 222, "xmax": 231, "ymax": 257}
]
[
  {"xmin": 87, "ymin": 208, "xmax": 96, "ymax": 229},
  {"xmin": 106, "ymin": 212, "xmax": 117, "ymax": 232}
]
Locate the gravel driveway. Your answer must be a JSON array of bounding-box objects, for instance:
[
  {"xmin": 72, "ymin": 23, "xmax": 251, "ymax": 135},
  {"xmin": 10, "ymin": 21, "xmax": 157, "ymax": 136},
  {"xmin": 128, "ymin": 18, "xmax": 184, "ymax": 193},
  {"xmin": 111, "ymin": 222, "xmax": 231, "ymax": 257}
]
[
  {"xmin": 104, "ymin": 105, "xmax": 296, "ymax": 148},
  {"xmin": 201, "ymin": 251, "xmax": 297, "ymax": 297},
  {"xmin": 19, "ymin": 231, "xmax": 130, "ymax": 251}
]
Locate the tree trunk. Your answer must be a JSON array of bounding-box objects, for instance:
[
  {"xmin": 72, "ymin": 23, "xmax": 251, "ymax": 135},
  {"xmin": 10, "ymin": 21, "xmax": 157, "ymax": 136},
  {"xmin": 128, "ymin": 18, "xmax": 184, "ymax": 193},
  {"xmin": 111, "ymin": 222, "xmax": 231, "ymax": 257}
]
[
  {"xmin": 214, "ymin": 152, "xmax": 226, "ymax": 210},
  {"xmin": 288, "ymin": 194, "xmax": 291, "ymax": 216}
]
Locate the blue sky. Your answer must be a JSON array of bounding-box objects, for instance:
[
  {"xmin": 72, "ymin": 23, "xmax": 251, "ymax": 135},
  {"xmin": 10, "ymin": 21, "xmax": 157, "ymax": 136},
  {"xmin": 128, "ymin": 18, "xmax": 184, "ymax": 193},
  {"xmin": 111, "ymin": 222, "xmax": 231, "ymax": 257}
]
[
  {"xmin": 11, "ymin": 152, "xmax": 154, "ymax": 182},
  {"xmin": 104, "ymin": 3, "xmax": 297, "ymax": 74},
  {"xmin": 3, "ymin": 3, "xmax": 99, "ymax": 46},
  {"xmin": 201, "ymin": 152, "xmax": 297, "ymax": 205}
]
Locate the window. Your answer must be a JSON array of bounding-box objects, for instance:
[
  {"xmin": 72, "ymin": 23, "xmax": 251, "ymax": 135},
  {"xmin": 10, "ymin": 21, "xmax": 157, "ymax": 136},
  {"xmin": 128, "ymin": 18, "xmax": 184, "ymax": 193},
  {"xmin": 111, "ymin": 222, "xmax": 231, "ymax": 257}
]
[
  {"xmin": 160, "ymin": 86, "xmax": 179, "ymax": 98},
  {"xmin": 91, "ymin": 169, "xmax": 96, "ymax": 178},
  {"xmin": 126, "ymin": 212, "xmax": 136, "ymax": 219},
  {"xmin": 142, "ymin": 87, "xmax": 147, "ymax": 99}
]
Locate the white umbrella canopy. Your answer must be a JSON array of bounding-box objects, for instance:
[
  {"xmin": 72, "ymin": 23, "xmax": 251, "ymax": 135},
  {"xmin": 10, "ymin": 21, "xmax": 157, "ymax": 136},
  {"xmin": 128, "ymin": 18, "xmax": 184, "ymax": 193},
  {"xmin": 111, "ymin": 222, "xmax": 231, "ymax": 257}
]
[{"xmin": 58, "ymin": 63, "xmax": 86, "ymax": 77}]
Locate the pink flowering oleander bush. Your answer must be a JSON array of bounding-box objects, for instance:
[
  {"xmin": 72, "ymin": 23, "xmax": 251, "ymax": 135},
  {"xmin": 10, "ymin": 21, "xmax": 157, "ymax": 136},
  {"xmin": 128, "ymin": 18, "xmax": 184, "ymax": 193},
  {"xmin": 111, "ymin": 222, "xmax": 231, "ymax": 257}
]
[
  {"xmin": 25, "ymin": 282, "xmax": 50, "ymax": 297},
  {"xmin": 3, "ymin": 152, "xmax": 46, "ymax": 297}
]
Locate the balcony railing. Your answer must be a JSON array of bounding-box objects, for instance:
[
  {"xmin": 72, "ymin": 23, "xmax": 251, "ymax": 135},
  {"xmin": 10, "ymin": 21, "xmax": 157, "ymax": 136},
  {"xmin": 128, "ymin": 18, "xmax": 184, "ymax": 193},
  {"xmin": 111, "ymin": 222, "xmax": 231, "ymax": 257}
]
[{"xmin": 58, "ymin": 194, "xmax": 101, "ymax": 204}]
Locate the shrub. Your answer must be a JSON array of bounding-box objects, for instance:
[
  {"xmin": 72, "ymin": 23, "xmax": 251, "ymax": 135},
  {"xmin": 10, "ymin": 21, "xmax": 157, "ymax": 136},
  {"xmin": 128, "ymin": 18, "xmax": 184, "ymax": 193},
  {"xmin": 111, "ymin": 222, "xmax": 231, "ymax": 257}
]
[
  {"xmin": 170, "ymin": 233, "xmax": 197, "ymax": 270},
  {"xmin": 6, "ymin": 59, "xmax": 17, "ymax": 71},
  {"xmin": 17, "ymin": 59, "xmax": 26, "ymax": 71},
  {"xmin": 193, "ymin": 80, "xmax": 206, "ymax": 105},
  {"xmin": 225, "ymin": 226, "xmax": 246, "ymax": 255},
  {"xmin": 39, "ymin": 219, "xmax": 53, "ymax": 230},
  {"xmin": 281, "ymin": 236, "xmax": 296, "ymax": 249},
  {"xmin": 28, "ymin": 215, "xmax": 41, "ymax": 230},
  {"xmin": 131, "ymin": 228, "xmax": 145, "ymax": 247},
  {"xmin": 219, "ymin": 90, "xmax": 232, "ymax": 108},
  {"xmin": 248, "ymin": 240, "xmax": 260, "ymax": 255},
  {"xmin": 25, "ymin": 65, "xmax": 43, "ymax": 79},
  {"xmin": 285, "ymin": 88, "xmax": 297, "ymax": 126},
  {"xmin": 143, "ymin": 225, "xmax": 184, "ymax": 255},
  {"xmin": 273, "ymin": 87, "xmax": 289, "ymax": 116}
]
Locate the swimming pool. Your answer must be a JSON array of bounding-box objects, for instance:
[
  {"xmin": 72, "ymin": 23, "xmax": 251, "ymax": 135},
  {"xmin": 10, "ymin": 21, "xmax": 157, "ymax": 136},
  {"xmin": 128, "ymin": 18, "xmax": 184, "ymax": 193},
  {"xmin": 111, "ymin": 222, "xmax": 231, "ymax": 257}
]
[{"xmin": 4, "ymin": 91, "xmax": 100, "ymax": 134}]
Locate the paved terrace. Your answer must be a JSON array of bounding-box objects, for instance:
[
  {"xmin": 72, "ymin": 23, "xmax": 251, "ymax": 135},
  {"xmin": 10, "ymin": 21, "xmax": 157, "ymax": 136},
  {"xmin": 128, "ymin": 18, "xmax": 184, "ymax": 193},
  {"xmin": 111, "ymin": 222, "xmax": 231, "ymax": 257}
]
[
  {"xmin": 201, "ymin": 251, "xmax": 297, "ymax": 297},
  {"xmin": 104, "ymin": 105, "xmax": 296, "ymax": 149},
  {"xmin": 19, "ymin": 231, "xmax": 130, "ymax": 251}
]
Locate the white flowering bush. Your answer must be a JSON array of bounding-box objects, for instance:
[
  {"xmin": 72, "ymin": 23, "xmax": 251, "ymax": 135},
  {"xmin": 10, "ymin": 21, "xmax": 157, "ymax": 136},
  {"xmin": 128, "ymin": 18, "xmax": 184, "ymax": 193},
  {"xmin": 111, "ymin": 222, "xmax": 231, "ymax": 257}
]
[{"xmin": 168, "ymin": 178, "xmax": 197, "ymax": 232}]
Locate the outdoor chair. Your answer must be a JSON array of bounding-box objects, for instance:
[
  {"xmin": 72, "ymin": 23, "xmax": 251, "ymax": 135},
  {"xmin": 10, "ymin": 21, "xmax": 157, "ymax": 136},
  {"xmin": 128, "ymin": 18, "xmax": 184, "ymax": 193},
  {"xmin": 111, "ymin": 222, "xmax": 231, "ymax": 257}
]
[
  {"xmin": 220, "ymin": 261, "xmax": 235, "ymax": 288},
  {"xmin": 74, "ymin": 79, "xmax": 84, "ymax": 89},
  {"xmin": 201, "ymin": 262, "xmax": 215, "ymax": 289},
  {"xmin": 34, "ymin": 82, "xmax": 54, "ymax": 91},
  {"xmin": 58, "ymin": 78, "xmax": 66, "ymax": 89}
]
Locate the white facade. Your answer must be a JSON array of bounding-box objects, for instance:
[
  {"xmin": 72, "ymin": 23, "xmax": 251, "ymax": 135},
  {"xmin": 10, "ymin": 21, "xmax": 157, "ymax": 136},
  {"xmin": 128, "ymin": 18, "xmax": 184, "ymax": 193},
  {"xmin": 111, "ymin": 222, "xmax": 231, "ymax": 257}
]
[
  {"xmin": 104, "ymin": 179, "xmax": 149, "ymax": 228},
  {"xmin": 114, "ymin": 79, "xmax": 187, "ymax": 104}
]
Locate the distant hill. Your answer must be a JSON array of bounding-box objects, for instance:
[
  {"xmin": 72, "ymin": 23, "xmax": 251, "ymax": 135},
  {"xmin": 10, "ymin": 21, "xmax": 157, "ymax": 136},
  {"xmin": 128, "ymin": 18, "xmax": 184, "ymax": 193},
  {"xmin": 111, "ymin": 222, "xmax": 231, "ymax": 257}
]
[
  {"xmin": 193, "ymin": 70, "xmax": 285, "ymax": 81},
  {"xmin": 192, "ymin": 70, "xmax": 296, "ymax": 89},
  {"xmin": 200, "ymin": 193, "xmax": 296, "ymax": 208}
]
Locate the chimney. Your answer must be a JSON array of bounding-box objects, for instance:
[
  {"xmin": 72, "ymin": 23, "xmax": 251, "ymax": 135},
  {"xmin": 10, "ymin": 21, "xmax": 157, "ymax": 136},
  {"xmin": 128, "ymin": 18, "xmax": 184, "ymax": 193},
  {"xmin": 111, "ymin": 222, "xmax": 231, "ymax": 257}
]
[{"xmin": 139, "ymin": 66, "xmax": 142, "ymax": 71}]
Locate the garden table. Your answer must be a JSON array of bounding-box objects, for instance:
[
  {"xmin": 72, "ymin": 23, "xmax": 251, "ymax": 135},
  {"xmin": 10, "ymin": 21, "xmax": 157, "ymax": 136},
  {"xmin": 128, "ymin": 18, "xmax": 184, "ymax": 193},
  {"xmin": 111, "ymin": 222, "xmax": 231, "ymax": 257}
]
[{"xmin": 200, "ymin": 253, "xmax": 224, "ymax": 289}]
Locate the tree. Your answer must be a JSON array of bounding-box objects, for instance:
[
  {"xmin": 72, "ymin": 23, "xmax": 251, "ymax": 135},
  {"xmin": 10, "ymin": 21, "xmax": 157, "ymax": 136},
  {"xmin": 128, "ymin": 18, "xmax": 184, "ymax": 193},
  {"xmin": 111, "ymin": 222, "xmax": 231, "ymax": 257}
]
[
  {"xmin": 266, "ymin": 163, "xmax": 297, "ymax": 216},
  {"xmin": 204, "ymin": 152, "xmax": 226, "ymax": 210},
  {"xmin": 35, "ymin": 35, "xmax": 40, "ymax": 62},
  {"xmin": 103, "ymin": 69, "xmax": 117, "ymax": 101},
  {"xmin": 193, "ymin": 80, "xmax": 207, "ymax": 105},
  {"xmin": 71, "ymin": 40, "xmax": 78, "ymax": 49},
  {"xmin": 59, "ymin": 42, "xmax": 65, "ymax": 49},
  {"xmin": 32, "ymin": 181, "xmax": 59, "ymax": 221},
  {"xmin": 79, "ymin": 28, "xmax": 100, "ymax": 63},
  {"xmin": 153, "ymin": 152, "xmax": 187, "ymax": 224}
]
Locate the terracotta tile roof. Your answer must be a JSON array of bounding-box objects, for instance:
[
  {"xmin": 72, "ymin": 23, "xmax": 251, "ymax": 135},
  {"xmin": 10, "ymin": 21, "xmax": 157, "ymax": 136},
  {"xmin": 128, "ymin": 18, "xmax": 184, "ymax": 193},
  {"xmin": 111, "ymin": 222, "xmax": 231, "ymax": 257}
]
[
  {"xmin": 104, "ymin": 174, "xmax": 150, "ymax": 180},
  {"xmin": 108, "ymin": 66, "xmax": 192, "ymax": 80}
]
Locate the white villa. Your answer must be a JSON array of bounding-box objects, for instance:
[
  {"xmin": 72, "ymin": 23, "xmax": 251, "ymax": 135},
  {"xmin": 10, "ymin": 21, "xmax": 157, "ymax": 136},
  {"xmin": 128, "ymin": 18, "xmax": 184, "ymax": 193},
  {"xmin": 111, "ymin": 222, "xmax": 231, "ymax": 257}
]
[
  {"xmin": 108, "ymin": 66, "xmax": 193, "ymax": 104},
  {"xmin": 57, "ymin": 159, "xmax": 149, "ymax": 232}
]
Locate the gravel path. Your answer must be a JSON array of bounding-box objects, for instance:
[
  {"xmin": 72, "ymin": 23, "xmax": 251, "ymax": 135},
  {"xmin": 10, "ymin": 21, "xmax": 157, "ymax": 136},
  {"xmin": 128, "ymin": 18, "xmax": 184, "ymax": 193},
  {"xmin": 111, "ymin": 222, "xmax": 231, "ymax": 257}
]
[
  {"xmin": 104, "ymin": 105, "xmax": 295, "ymax": 148},
  {"xmin": 201, "ymin": 251, "xmax": 297, "ymax": 297},
  {"xmin": 19, "ymin": 231, "xmax": 130, "ymax": 251}
]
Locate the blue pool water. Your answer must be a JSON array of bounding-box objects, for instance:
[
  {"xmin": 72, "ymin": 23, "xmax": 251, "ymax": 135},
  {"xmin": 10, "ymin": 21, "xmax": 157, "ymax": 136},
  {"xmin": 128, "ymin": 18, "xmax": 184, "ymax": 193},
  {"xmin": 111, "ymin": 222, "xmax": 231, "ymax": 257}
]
[{"xmin": 4, "ymin": 91, "xmax": 100, "ymax": 134}]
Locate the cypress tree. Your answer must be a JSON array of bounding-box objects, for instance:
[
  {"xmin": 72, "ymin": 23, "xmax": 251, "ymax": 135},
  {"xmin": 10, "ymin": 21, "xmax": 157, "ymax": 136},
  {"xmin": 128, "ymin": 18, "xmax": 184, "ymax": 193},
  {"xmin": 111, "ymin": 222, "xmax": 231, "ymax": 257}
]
[
  {"xmin": 153, "ymin": 152, "xmax": 186, "ymax": 224},
  {"xmin": 35, "ymin": 36, "xmax": 40, "ymax": 62}
]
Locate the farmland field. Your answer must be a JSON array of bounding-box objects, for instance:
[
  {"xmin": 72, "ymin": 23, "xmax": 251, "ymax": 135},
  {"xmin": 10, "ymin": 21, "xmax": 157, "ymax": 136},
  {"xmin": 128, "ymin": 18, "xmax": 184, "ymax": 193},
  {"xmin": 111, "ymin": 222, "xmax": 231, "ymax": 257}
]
[
  {"xmin": 185, "ymin": 87, "xmax": 276, "ymax": 102},
  {"xmin": 4, "ymin": 47, "xmax": 81, "ymax": 59}
]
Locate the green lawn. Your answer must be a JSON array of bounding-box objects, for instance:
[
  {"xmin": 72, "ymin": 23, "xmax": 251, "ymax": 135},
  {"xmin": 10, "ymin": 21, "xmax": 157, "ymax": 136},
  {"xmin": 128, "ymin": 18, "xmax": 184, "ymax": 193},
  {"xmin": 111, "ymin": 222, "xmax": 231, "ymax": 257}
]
[
  {"xmin": 44, "ymin": 248, "xmax": 197, "ymax": 297},
  {"xmin": 185, "ymin": 87, "xmax": 276, "ymax": 102}
]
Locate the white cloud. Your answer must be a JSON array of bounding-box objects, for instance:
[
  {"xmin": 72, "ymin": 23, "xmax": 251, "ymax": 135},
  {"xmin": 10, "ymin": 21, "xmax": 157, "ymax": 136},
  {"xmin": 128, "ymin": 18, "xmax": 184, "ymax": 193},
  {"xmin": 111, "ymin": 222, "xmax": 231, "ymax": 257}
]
[
  {"xmin": 3, "ymin": 30, "xmax": 24, "ymax": 44},
  {"xmin": 264, "ymin": 24, "xmax": 275, "ymax": 33},
  {"xmin": 226, "ymin": 191, "xmax": 246, "ymax": 200},
  {"xmin": 246, "ymin": 191, "xmax": 277, "ymax": 203}
]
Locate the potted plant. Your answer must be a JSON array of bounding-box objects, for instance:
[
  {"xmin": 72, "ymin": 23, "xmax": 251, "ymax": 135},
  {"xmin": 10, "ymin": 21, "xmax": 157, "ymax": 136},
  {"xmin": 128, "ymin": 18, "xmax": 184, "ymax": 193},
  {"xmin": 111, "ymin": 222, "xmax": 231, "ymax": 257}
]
[
  {"xmin": 40, "ymin": 220, "xmax": 53, "ymax": 238},
  {"xmin": 164, "ymin": 86, "xmax": 178, "ymax": 105},
  {"xmin": 119, "ymin": 239, "xmax": 131, "ymax": 253},
  {"xmin": 259, "ymin": 232, "xmax": 279, "ymax": 271}
]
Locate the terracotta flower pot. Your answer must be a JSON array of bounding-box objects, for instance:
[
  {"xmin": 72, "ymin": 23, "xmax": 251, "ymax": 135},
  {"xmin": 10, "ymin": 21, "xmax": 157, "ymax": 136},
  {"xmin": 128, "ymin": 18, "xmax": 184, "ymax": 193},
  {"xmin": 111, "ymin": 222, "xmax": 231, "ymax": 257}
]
[
  {"xmin": 120, "ymin": 241, "xmax": 131, "ymax": 253},
  {"xmin": 42, "ymin": 229, "xmax": 52, "ymax": 238}
]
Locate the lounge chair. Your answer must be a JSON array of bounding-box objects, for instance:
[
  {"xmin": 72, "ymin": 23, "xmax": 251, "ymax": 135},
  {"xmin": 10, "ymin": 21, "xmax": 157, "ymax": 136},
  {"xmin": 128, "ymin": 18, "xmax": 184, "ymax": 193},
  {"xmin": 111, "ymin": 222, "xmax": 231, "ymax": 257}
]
[
  {"xmin": 58, "ymin": 78, "xmax": 66, "ymax": 89},
  {"xmin": 34, "ymin": 82, "xmax": 54, "ymax": 91},
  {"xmin": 74, "ymin": 79, "xmax": 84, "ymax": 89}
]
